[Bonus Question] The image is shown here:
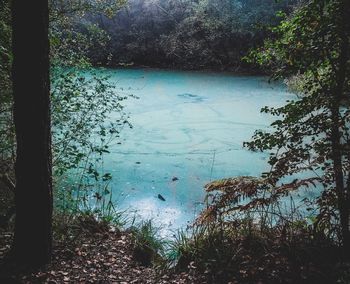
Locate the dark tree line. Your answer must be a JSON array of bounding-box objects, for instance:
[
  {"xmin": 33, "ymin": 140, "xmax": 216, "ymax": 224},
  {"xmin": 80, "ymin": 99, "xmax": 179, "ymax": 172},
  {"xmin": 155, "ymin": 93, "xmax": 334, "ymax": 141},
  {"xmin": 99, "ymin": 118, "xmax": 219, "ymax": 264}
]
[{"xmin": 76, "ymin": 0, "xmax": 299, "ymax": 70}]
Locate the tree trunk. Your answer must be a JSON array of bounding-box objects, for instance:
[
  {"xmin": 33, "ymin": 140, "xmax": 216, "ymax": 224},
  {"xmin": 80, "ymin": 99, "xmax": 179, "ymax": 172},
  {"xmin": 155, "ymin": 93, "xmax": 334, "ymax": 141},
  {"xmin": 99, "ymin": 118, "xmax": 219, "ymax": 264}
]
[
  {"xmin": 331, "ymin": 0, "xmax": 350, "ymax": 256},
  {"xmin": 11, "ymin": 0, "xmax": 52, "ymax": 267}
]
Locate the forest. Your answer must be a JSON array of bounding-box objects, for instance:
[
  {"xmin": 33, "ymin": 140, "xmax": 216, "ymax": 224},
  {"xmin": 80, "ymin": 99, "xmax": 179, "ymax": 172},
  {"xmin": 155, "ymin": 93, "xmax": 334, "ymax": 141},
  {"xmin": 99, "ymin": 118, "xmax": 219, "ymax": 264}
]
[
  {"xmin": 80, "ymin": 0, "xmax": 296, "ymax": 69},
  {"xmin": 1, "ymin": 0, "xmax": 350, "ymax": 283}
]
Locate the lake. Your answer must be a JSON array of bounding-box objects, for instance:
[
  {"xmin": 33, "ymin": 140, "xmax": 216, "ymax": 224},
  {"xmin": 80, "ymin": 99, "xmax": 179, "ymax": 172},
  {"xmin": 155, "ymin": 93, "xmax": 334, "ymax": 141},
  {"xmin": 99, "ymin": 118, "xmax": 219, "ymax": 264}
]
[{"xmin": 97, "ymin": 68, "xmax": 294, "ymax": 234}]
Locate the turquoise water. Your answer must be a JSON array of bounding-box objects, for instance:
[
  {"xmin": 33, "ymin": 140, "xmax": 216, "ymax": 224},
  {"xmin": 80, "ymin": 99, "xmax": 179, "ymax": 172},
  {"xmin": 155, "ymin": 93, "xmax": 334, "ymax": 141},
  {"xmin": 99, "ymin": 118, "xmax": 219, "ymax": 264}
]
[{"xmin": 99, "ymin": 68, "xmax": 294, "ymax": 234}]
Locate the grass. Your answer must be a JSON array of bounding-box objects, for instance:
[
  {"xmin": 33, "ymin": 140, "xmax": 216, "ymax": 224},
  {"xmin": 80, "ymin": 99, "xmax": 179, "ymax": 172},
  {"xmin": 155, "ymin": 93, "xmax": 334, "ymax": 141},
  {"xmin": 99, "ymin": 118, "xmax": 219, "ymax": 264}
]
[
  {"xmin": 163, "ymin": 215, "xmax": 350, "ymax": 284},
  {"xmin": 128, "ymin": 220, "xmax": 167, "ymax": 267},
  {"xmin": 3, "ymin": 172, "xmax": 350, "ymax": 283}
]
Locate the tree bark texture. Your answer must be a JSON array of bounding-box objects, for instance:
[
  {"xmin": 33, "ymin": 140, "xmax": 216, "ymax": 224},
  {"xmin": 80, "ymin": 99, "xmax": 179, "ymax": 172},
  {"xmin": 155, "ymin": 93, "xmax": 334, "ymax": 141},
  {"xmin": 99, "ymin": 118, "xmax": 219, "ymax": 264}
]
[
  {"xmin": 331, "ymin": 0, "xmax": 350, "ymax": 255},
  {"xmin": 11, "ymin": 0, "xmax": 52, "ymax": 266}
]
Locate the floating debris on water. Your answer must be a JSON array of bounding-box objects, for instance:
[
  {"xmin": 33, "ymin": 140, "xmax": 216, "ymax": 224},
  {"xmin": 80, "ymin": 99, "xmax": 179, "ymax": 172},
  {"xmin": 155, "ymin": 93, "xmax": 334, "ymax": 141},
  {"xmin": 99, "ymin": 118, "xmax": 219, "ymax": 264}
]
[
  {"xmin": 177, "ymin": 93, "xmax": 206, "ymax": 102},
  {"xmin": 157, "ymin": 194, "xmax": 166, "ymax": 201}
]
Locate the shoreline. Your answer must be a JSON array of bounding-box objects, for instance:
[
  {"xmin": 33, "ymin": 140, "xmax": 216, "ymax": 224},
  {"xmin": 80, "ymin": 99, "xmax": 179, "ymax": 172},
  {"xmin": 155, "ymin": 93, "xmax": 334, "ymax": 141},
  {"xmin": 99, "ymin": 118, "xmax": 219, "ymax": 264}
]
[{"xmin": 92, "ymin": 62, "xmax": 269, "ymax": 77}]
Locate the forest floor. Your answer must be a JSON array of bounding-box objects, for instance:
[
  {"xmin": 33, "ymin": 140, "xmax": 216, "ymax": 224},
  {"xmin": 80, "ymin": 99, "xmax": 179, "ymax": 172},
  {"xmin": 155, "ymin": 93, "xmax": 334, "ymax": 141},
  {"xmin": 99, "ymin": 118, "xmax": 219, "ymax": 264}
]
[
  {"xmin": 1, "ymin": 209, "xmax": 350, "ymax": 283},
  {"xmin": 0, "ymin": 227, "xmax": 206, "ymax": 284},
  {"xmin": 1, "ymin": 222, "xmax": 350, "ymax": 283}
]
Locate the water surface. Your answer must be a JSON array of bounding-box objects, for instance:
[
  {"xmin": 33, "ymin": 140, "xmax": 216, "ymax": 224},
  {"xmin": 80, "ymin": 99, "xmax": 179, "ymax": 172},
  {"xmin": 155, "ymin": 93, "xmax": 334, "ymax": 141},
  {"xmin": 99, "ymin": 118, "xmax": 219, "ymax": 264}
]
[{"xmin": 99, "ymin": 68, "xmax": 294, "ymax": 233}]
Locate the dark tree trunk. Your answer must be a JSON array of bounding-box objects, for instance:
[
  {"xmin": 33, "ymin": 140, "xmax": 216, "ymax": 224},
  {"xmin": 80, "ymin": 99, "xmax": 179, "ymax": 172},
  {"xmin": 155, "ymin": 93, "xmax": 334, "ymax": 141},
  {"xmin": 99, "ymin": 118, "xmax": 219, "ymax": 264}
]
[
  {"xmin": 331, "ymin": 0, "xmax": 350, "ymax": 256},
  {"xmin": 11, "ymin": 0, "xmax": 52, "ymax": 267}
]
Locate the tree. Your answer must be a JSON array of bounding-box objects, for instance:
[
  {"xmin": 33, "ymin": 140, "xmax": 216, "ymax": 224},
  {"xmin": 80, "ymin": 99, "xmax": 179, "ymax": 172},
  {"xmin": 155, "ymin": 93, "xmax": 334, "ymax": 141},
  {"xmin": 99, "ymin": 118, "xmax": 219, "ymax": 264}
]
[
  {"xmin": 74, "ymin": 0, "xmax": 296, "ymax": 69},
  {"xmin": 243, "ymin": 0, "xmax": 350, "ymax": 254},
  {"xmin": 0, "ymin": 0, "xmax": 15, "ymax": 183},
  {"xmin": 11, "ymin": 0, "xmax": 52, "ymax": 266}
]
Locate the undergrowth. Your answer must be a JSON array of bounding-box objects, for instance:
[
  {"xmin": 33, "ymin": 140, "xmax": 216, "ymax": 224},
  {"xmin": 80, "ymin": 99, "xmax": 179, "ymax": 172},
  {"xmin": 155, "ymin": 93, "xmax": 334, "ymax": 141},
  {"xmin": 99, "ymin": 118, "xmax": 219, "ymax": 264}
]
[
  {"xmin": 128, "ymin": 220, "xmax": 167, "ymax": 267},
  {"xmin": 162, "ymin": 176, "xmax": 350, "ymax": 284},
  {"xmin": 166, "ymin": 218, "xmax": 348, "ymax": 284}
]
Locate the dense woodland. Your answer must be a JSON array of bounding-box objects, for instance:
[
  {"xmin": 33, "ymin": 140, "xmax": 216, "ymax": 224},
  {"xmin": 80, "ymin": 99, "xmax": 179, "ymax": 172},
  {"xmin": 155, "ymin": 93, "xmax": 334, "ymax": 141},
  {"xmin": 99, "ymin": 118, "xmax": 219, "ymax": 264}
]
[
  {"xmin": 1, "ymin": 0, "xmax": 350, "ymax": 283},
  {"xmin": 81, "ymin": 0, "xmax": 297, "ymax": 69}
]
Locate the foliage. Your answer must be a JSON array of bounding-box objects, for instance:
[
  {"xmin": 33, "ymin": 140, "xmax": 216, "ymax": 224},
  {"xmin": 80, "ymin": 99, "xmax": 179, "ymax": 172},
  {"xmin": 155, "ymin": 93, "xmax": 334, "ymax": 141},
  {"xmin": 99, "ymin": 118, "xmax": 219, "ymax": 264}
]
[
  {"xmin": 129, "ymin": 220, "xmax": 166, "ymax": 267},
  {"xmin": 49, "ymin": 0, "xmax": 134, "ymax": 216},
  {"xmin": 167, "ymin": 216, "xmax": 341, "ymax": 283},
  {"xmin": 51, "ymin": 68, "xmax": 130, "ymax": 176},
  {"xmin": 0, "ymin": 0, "xmax": 15, "ymax": 175},
  {"xmin": 0, "ymin": 1, "xmax": 15, "ymax": 228},
  {"xmin": 284, "ymin": 73, "xmax": 308, "ymax": 95},
  {"xmin": 52, "ymin": 211, "xmax": 122, "ymax": 247},
  {"xmin": 244, "ymin": 0, "xmax": 350, "ymax": 247},
  {"xmin": 47, "ymin": 0, "xmax": 134, "ymax": 218},
  {"xmin": 170, "ymin": 0, "xmax": 350, "ymax": 281},
  {"xmin": 159, "ymin": 0, "xmax": 294, "ymax": 69},
  {"xmin": 50, "ymin": 0, "xmax": 127, "ymax": 20},
  {"xmin": 196, "ymin": 176, "xmax": 321, "ymax": 229},
  {"xmin": 0, "ymin": 0, "xmax": 11, "ymax": 94},
  {"xmin": 82, "ymin": 0, "xmax": 297, "ymax": 70},
  {"xmin": 50, "ymin": 67, "xmax": 134, "ymax": 215},
  {"xmin": 50, "ymin": 0, "xmax": 126, "ymax": 66},
  {"xmin": 0, "ymin": 0, "xmax": 131, "ymax": 222}
]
